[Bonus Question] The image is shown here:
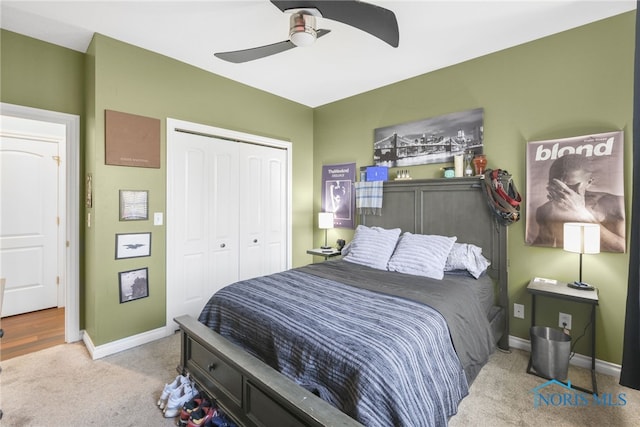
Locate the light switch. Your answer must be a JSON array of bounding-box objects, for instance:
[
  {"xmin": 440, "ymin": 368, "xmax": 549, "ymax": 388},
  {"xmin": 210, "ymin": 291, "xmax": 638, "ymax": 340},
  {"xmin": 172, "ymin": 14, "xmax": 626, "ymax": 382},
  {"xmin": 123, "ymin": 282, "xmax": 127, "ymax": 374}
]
[{"xmin": 154, "ymin": 212, "xmax": 163, "ymax": 226}]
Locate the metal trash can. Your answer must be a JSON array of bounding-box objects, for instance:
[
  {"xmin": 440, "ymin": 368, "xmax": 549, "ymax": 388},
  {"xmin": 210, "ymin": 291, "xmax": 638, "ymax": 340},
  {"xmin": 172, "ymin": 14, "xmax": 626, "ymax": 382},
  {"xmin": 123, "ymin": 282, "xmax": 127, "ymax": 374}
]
[{"xmin": 530, "ymin": 326, "xmax": 571, "ymax": 381}]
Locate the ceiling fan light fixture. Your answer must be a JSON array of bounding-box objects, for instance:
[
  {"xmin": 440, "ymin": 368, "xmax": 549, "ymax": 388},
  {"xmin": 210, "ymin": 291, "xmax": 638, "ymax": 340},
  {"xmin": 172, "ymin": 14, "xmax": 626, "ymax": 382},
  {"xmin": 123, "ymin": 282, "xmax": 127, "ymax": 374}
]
[{"xmin": 289, "ymin": 12, "xmax": 317, "ymax": 47}]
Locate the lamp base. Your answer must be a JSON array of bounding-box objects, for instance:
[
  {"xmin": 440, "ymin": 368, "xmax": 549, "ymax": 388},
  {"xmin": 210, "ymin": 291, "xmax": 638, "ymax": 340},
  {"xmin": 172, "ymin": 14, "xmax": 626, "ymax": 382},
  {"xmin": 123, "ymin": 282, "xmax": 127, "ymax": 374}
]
[{"xmin": 568, "ymin": 281, "xmax": 595, "ymax": 291}]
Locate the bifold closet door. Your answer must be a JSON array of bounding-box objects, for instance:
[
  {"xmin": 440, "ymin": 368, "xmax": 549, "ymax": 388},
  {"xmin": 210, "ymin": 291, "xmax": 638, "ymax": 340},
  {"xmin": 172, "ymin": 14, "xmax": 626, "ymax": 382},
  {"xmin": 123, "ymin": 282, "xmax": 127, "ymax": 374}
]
[
  {"xmin": 168, "ymin": 131, "xmax": 239, "ymax": 322},
  {"xmin": 238, "ymin": 143, "xmax": 287, "ymax": 281}
]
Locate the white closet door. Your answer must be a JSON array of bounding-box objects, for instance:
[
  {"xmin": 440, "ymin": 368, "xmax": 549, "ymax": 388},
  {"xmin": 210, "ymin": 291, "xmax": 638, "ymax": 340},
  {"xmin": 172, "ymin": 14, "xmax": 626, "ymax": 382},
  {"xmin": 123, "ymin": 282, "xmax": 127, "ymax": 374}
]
[
  {"xmin": 238, "ymin": 143, "xmax": 287, "ymax": 280},
  {"xmin": 167, "ymin": 119, "xmax": 291, "ymax": 333},
  {"xmin": 167, "ymin": 131, "xmax": 239, "ymax": 325}
]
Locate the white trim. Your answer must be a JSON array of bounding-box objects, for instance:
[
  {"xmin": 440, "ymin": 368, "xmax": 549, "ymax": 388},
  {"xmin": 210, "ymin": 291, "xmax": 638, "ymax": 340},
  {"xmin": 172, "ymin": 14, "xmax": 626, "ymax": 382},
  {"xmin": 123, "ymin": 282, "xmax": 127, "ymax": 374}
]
[
  {"xmin": 0, "ymin": 103, "xmax": 81, "ymax": 343},
  {"xmin": 169, "ymin": 119, "xmax": 292, "ymax": 151},
  {"xmin": 509, "ymin": 335, "xmax": 621, "ymax": 378},
  {"xmin": 83, "ymin": 327, "xmax": 168, "ymax": 360}
]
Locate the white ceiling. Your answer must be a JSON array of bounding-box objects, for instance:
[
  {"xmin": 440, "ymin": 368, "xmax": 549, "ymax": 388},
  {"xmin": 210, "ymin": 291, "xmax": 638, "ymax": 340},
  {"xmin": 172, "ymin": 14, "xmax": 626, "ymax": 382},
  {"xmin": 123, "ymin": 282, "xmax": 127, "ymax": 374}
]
[{"xmin": 1, "ymin": 1, "xmax": 636, "ymax": 107}]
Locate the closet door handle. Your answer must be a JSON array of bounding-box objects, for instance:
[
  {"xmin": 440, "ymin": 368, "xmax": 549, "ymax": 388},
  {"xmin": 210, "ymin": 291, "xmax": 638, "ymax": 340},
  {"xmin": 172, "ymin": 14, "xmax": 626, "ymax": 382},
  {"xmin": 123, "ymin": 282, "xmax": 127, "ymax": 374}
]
[
  {"xmin": 220, "ymin": 243, "xmax": 226, "ymax": 248},
  {"xmin": 208, "ymin": 363, "xmax": 216, "ymax": 372}
]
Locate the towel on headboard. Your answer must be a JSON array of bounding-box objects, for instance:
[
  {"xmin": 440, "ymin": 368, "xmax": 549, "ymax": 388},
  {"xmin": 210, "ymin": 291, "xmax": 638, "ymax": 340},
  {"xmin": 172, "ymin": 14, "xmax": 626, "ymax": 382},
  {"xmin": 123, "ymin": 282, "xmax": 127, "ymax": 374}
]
[{"xmin": 355, "ymin": 181, "xmax": 383, "ymax": 216}]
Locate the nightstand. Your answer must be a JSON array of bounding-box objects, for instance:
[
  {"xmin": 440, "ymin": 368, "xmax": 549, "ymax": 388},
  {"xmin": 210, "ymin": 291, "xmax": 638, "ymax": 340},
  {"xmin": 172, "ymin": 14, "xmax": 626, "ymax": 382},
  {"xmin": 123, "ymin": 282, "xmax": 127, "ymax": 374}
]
[
  {"xmin": 526, "ymin": 277, "xmax": 599, "ymax": 395},
  {"xmin": 306, "ymin": 248, "xmax": 341, "ymax": 261}
]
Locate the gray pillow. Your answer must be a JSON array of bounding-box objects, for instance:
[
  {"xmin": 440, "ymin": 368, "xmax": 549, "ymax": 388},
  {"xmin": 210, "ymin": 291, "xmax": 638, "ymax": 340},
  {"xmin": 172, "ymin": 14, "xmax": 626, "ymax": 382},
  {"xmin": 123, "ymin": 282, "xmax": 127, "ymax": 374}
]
[
  {"xmin": 388, "ymin": 232, "xmax": 457, "ymax": 280},
  {"xmin": 444, "ymin": 242, "xmax": 491, "ymax": 279},
  {"xmin": 342, "ymin": 225, "xmax": 401, "ymax": 270}
]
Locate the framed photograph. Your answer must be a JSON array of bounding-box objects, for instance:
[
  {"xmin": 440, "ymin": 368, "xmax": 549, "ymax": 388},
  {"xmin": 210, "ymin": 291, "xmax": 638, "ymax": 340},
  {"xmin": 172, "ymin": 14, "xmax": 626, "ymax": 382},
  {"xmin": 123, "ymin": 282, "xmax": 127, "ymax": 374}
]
[
  {"xmin": 373, "ymin": 108, "xmax": 484, "ymax": 167},
  {"xmin": 115, "ymin": 232, "xmax": 151, "ymax": 259},
  {"xmin": 118, "ymin": 267, "xmax": 149, "ymax": 303},
  {"xmin": 119, "ymin": 190, "xmax": 148, "ymax": 221}
]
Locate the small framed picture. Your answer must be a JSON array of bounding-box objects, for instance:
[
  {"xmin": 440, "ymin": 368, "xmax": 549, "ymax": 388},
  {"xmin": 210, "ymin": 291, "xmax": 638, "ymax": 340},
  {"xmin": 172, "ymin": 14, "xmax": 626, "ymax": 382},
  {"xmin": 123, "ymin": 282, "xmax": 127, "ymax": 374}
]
[
  {"xmin": 118, "ymin": 267, "xmax": 149, "ymax": 303},
  {"xmin": 115, "ymin": 232, "xmax": 151, "ymax": 259},
  {"xmin": 119, "ymin": 190, "xmax": 148, "ymax": 221}
]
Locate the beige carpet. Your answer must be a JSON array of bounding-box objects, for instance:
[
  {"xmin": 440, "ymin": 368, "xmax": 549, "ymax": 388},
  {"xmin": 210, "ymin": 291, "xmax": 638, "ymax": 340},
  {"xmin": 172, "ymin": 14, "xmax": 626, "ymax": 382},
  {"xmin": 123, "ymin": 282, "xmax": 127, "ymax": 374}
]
[
  {"xmin": 450, "ymin": 348, "xmax": 640, "ymax": 427},
  {"xmin": 1, "ymin": 333, "xmax": 181, "ymax": 427},
  {"xmin": 1, "ymin": 334, "xmax": 639, "ymax": 426}
]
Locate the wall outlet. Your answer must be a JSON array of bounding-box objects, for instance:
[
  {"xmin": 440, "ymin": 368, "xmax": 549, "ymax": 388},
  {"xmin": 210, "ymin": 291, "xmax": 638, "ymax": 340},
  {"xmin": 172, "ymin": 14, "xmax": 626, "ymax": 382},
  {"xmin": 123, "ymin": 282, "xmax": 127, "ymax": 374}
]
[
  {"xmin": 559, "ymin": 312, "xmax": 572, "ymax": 330},
  {"xmin": 514, "ymin": 303, "xmax": 525, "ymax": 319}
]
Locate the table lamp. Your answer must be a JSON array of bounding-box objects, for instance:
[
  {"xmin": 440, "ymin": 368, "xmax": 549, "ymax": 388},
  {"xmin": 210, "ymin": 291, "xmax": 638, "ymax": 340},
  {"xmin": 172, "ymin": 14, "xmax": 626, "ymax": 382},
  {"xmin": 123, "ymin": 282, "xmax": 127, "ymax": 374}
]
[
  {"xmin": 563, "ymin": 222, "xmax": 600, "ymax": 289},
  {"xmin": 318, "ymin": 212, "xmax": 334, "ymax": 249}
]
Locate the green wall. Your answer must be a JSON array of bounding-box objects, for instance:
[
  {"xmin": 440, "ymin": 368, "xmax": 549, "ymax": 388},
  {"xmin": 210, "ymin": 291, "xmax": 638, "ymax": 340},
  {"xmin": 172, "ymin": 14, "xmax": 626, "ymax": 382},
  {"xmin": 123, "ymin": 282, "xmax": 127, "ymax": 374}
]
[
  {"xmin": 313, "ymin": 12, "xmax": 635, "ymax": 364},
  {"xmin": 0, "ymin": 30, "xmax": 84, "ymax": 114},
  {"xmin": 1, "ymin": 29, "xmax": 86, "ymax": 326},
  {"xmin": 1, "ymin": 9, "xmax": 635, "ymax": 364},
  {"xmin": 83, "ymin": 35, "xmax": 315, "ymax": 345},
  {"xmin": 2, "ymin": 30, "xmax": 315, "ymax": 346}
]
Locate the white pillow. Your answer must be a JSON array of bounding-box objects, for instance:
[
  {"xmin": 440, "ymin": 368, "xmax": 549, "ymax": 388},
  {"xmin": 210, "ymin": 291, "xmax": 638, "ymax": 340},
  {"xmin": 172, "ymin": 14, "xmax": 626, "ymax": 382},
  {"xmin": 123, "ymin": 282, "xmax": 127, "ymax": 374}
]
[
  {"xmin": 340, "ymin": 241, "xmax": 352, "ymax": 256},
  {"xmin": 342, "ymin": 225, "xmax": 401, "ymax": 270},
  {"xmin": 387, "ymin": 233, "xmax": 457, "ymax": 280},
  {"xmin": 444, "ymin": 242, "xmax": 491, "ymax": 279}
]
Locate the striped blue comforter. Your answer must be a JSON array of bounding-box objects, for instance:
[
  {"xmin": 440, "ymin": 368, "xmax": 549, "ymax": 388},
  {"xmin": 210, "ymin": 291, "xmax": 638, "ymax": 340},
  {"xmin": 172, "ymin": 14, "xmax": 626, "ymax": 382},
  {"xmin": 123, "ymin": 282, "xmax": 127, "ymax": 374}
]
[{"xmin": 199, "ymin": 268, "xmax": 470, "ymax": 427}]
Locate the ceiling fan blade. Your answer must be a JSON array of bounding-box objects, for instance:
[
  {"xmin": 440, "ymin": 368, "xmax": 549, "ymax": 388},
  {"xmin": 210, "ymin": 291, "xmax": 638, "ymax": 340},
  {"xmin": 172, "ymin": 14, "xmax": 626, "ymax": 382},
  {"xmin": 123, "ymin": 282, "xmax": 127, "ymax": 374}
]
[
  {"xmin": 271, "ymin": 0, "xmax": 399, "ymax": 47},
  {"xmin": 215, "ymin": 40, "xmax": 294, "ymax": 63},
  {"xmin": 215, "ymin": 29, "xmax": 330, "ymax": 63}
]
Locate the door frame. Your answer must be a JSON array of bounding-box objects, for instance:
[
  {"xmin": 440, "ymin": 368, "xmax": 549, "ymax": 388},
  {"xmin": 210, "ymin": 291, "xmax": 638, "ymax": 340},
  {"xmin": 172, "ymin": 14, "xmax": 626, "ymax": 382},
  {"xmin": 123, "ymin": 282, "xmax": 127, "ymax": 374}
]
[
  {"xmin": 166, "ymin": 118, "xmax": 292, "ymax": 334},
  {"xmin": 0, "ymin": 102, "xmax": 81, "ymax": 342}
]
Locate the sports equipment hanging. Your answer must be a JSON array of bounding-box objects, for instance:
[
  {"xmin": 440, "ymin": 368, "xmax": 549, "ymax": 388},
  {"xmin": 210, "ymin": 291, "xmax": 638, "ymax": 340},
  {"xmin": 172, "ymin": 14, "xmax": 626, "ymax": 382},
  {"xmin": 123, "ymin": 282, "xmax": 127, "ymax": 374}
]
[{"xmin": 482, "ymin": 169, "xmax": 522, "ymax": 226}]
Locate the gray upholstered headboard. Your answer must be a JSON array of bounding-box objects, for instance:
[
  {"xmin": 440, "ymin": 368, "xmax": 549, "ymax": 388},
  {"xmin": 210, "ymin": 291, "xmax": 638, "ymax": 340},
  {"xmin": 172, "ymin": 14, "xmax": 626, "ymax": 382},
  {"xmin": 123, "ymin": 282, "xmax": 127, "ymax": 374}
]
[{"xmin": 361, "ymin": 177, "xmax": 509, "ymax": 349}]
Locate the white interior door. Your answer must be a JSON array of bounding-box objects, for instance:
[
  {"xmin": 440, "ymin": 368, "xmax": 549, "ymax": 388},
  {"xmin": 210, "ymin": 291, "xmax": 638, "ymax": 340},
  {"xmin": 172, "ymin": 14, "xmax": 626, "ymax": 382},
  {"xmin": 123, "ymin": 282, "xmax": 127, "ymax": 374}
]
[
  {"xmin": 0, "ymin": 115, "xmax": 64, "ymax": 317},
  {"xmin": 166, "ymin": 130, "xmax": 239, "ymax": 328},
  {"xmin": 238, "ymin": 143, "xmax": 287, "ymax": 280}
]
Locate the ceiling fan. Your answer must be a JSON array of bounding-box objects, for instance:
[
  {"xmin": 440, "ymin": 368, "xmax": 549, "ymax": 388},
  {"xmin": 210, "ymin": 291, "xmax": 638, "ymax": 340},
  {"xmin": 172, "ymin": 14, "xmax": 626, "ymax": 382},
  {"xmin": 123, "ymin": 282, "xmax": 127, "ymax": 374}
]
[{"xmin": 214, "ymin": 0, "xmax": 399, "ymax": 63}]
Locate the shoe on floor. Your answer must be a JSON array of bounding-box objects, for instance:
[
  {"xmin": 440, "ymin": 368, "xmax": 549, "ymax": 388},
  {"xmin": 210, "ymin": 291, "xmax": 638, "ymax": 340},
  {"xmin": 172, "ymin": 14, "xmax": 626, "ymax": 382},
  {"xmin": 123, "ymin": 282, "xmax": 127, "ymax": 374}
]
[
  {"xmin": 179, "ymin": 395, "xmax": 209, "ymax": 426},
  {"xmin": 164, "ymin": 382, "xmax": 198, "ymax": 418},
  {"xmin": 187, "ymin": 404, "xmax": 217, "ymax": 426},
  {"xmin": 208, "ymin": 412, "xmax": 238, "ymax": 427},
  {"xmin": 158, "ymin": 374, "xmax": 189, "ymax": 409}
]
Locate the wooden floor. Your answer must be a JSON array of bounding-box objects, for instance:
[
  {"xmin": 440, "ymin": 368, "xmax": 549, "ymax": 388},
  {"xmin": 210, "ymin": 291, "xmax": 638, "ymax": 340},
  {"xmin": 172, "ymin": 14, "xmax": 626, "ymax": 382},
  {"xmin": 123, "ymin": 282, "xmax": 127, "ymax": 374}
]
[{"xmin": 0, "ymin": 307, "xmax": 65, "ymax": 361}]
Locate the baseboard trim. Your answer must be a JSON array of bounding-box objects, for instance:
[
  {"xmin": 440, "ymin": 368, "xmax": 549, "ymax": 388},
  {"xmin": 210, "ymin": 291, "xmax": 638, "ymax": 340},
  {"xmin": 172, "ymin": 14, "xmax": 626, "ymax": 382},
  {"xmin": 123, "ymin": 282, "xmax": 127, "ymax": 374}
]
[
  {"xmin": 509, "ymin": 335, "xmax": 621, "ymax": 378},
  {"xmin": 82, "ymin": 327, "xmax": 168, "ymax": 360}
]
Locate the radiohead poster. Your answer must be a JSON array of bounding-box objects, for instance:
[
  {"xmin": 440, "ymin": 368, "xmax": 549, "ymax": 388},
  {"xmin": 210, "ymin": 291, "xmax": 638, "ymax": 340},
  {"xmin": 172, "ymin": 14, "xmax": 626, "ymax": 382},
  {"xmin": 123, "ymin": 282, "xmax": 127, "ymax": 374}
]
[{"xmin": 525, "ymin": 131, "xmax": 625, "ymax": 253}]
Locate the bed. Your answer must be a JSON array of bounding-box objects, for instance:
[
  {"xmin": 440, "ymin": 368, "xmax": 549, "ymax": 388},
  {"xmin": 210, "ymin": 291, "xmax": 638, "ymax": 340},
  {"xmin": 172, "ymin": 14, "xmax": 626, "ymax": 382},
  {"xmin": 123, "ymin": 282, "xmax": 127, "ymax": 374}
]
[{"xmin": 175, "ymin": 177, "xmax": 509, "ymax": 427}]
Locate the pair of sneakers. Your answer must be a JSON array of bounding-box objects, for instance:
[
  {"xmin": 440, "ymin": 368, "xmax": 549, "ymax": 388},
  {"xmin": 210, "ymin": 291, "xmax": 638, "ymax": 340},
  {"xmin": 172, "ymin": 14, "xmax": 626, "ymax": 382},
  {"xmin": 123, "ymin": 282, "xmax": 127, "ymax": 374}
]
[
  {"xmin": 158, "ymin": 374, "xmax": 198, "ymax": 418},
  {"xmin": 157, "ymin": 374, "xmax": 189, "ymax": 410},
  {"xmin": 178, "ymin": 396, "xmax": 217, "ymax": 426},
  {"xmin": 178, "ymin": 395, "xmax": 238, "ymax": 427},
  {"xmin": 208, "ymin": 412, "xmax": 238, "ymax": 427}
]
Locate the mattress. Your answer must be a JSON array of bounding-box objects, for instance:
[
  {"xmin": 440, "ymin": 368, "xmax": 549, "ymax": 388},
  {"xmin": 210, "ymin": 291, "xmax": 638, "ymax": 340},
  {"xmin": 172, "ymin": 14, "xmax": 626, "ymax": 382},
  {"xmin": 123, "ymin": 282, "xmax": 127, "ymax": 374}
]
[
  {"xmin": 198, "ymin": 261, "xmax": 496, "ymax": 426},
  {"xmin": 301, "ymin": 260, "xmax": 497, "ymax": 383}
]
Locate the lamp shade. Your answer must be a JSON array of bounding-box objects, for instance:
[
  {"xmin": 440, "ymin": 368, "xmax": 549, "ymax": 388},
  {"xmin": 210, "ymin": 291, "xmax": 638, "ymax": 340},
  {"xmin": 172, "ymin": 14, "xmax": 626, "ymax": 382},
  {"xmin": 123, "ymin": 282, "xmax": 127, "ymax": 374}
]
[
  {"xmin": 318, "ymin": 212, "xmax": 334, "ymax": 229},
  {"xmin": 563, "ymin": 223, "xmax": 600, "ymax": 254}
]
